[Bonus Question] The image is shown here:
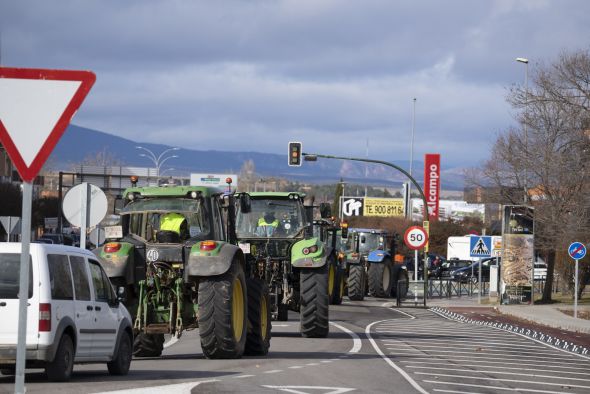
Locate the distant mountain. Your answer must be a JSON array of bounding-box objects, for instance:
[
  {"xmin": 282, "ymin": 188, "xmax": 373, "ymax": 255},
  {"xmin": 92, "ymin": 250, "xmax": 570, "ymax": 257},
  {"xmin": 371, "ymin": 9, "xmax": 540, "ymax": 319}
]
[{"xmin": 48, "ymin": 125, "xmax": 466, "ymax": 190}]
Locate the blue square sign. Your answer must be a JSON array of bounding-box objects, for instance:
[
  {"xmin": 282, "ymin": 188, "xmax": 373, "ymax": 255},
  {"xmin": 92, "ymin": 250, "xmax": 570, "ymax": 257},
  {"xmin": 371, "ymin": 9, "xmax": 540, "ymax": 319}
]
[{"xmin": 470, "ymin": 236, "xmax": 492, "ymax": 258}]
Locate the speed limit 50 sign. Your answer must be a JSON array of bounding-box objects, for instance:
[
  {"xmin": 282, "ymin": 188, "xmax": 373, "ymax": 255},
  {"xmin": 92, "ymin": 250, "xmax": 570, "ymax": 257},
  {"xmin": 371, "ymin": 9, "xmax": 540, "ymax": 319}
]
[{"xmin": 404, "ymin": 226, "xmax": 428, "ymax": 250}]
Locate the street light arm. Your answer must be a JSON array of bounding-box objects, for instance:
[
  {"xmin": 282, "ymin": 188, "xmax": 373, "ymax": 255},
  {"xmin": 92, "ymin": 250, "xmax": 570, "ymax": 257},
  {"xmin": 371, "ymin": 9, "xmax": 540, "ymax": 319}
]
[
  {"xmin": 157, "ymin": 155, "xmax": 179, "ymax": 171},
  {"xmin": 136, "ymin": 146, "xmax": 157, "ymax": 163},
  {"xmin": 157, "ymin": 147, "xmax": 180, "ymax": 163},
  {"xmin": 303, "ymin": 152, "xmax": 430, "ymax": 222}
]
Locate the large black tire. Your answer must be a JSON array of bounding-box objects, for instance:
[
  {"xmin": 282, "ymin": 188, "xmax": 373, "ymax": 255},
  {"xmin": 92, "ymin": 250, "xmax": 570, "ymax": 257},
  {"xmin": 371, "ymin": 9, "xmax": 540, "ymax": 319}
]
[
  {"xmin": 330, "ymin": 267, "xmax": 345, "ymax": 305},
  {"xmin": 347, "ymin": 264, "xmax": 366, "ymax": 301},
  {"xmin": 299, "ymin": 264, "xmax": 330, "ymax": 338},
  {"xmin": 108, "ymin": 332, "xmax": 133, "ymax": 375},
  {"xmin": 198, "ymin": 259, "xmax": 248, "ymax": 359},
  {"xmin": 245, "ymin": 278, "xmax": 271, "ymax": 356},
  {"xmin": 391, "ymin": 265, "xmax": 409, "ymax": 298},
  {"xmin": 368, "ymin": 258, "xmax": 394, "ymax": 298},
  {"xmin": 45, "ymin": 334, "xmax": 74, "ymax": 382},
  {"xmin": 133, "ymin": 332, "xmax": 164, "ymax": 357}
]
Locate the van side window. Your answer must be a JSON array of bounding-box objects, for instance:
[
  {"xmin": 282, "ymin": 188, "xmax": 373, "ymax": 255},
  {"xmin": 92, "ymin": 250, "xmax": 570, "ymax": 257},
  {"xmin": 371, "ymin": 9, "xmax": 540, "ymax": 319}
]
[
  {"xmin": 0, "ymin": 253, "xmax": 32, "ymax": 299},
  {"xmin": 89, "ymin": 260, "xmax": 115, "ymax": 304},
  {"xmin": 69, "ymin": 256, "xmax": 91, "ymax": 301},
  {"xmin": 47, "ymin": 254, "xmax": 74, "ymax": 300}
]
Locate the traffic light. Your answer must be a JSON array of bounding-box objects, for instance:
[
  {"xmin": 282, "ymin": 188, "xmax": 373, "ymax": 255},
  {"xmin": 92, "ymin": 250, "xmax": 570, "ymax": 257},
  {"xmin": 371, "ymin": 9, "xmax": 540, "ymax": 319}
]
[{"xmin": 288, "ymin": 142, "xmax": 302, "ymax": 166}]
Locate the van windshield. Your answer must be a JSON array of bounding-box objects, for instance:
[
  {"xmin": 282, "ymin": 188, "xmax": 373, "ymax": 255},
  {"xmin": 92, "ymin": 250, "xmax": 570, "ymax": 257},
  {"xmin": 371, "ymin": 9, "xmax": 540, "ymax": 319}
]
[{"xmin": 0, "ymin": 254, "xmax": 32, "ymax": 299}]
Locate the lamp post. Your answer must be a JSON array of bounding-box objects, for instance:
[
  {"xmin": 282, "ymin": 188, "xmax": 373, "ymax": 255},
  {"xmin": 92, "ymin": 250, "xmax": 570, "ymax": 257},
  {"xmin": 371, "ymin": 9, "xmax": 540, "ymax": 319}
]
[
  {"xmin": 136, "ymin": 146, "xmax": 180, "ymax": 183},
  {"xmin": 407, "ymin": 98, "xmax": 417, "ymax": 218},
  {"xmin": 516, "ymin": 57, "xmax": 529, "ymax": 203}
]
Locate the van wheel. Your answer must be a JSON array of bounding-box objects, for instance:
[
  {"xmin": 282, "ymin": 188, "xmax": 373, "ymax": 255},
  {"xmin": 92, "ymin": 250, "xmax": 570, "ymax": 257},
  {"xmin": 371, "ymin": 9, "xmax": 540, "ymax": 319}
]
[
  {"xmin": 133, "ymin": 332, "xmax": 164, "ymax": 357},
  {"xmin": 45, "ymin": 334, "xmax": 74, "ymax": 382},
  {"xmin": 108, "ymin": 333, "xmax": 132, "ymax": 375}
]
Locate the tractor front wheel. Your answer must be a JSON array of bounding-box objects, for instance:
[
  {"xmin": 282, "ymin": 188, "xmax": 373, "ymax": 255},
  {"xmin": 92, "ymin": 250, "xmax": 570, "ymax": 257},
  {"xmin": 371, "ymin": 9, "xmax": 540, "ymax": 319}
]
[
  {"xmin": 300, "ymin": 264, "xmax": 329, "ymax": 338},
  {"xmin": 368, "ymin": 258, "xmax": 394, "ymax": 298},
  {"xmin": 198, "ymin": 259, "xmax": 248, "ymax": 359},
  {"xmin": 347, "ymin": 264, "xmax": 366, "ymax": 301},
  {"xmin": 245, "ymin": 278, "xmax": 271, "ymax": 356}
]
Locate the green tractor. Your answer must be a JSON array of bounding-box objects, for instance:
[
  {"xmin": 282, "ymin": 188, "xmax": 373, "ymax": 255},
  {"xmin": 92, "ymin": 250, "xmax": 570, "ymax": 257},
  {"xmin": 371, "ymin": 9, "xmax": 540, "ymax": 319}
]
[
  {"xmin": 235, "ymin": 192, "xmax": 330, "ymax": 338},
  {"xmin": 312, "ymin": 218, "xmax": 346, "ymax": 305},
  {"xmin": 343, "ymin": 228, "xmax": 408, "ymax": 301},
  {"xmin": 95, "ymin": 185, "xmax": 271, "ymax": 359}
]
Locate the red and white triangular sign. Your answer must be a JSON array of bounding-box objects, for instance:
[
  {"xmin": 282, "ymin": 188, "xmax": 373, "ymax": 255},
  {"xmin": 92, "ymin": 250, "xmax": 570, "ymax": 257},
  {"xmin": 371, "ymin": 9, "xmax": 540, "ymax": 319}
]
[{"xmin": 0, "ymin": 67, "xmax": 95, "ymax": 182}]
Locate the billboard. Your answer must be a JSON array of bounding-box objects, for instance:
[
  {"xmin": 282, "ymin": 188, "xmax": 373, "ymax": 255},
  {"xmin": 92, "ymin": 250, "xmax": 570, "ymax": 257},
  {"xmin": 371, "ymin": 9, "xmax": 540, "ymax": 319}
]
[
  {"xmin": 190, "ymin": 173, "xmax": 238, "ymax": 188},
  {"xmin": 341, "ymin": 197, "xmax": 404, "ymax": 218},
  {"xmin": 424, "ymin": 153, "xmax": 441, "ymax": 219},
  {"xmin": 411, "ymin": 199, "xmax": 484, "ymax": 222},
  {"xmin": 501, "ymin": 205, "xmax": 534, "ymax": 304}
]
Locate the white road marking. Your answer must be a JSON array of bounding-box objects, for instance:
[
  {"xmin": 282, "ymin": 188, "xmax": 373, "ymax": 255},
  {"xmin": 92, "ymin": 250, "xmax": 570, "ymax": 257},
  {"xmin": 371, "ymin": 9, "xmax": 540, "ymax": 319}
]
[
  {"xmin": 380, "ymin": 337, "xmax": 546, "ymax": 350},
  {"xmin": 397, "ymin": 352, "xmax": 589, "ymax": 366},
  {"xmin": 409, "ymin": 365, "xmax": 590, "ymax": 382},
  {"xmin": 306, "ymin": 362, "xmax": 320, "ymax": 366},
  {"xmin": 329, "ymin": 321, "xmax": 362, "ymax": 353},
  {"xmin": 232, "ymin": 374, "xmax": 255, "ymax": 379},
  {"xmin": 365, "ymin": 319, "xmax": 428, "ymax": 394},
  {"xmin": 320, "ymin": 360, "xmax": 333, "ymax": 363},
  {"xmin": 264, "ymin": 369, "xmax": 283, "ymax": 374},
  {"xmin": 288, "ymin": 365, "xmax": 305, "ymax": 369},
  {"xmin": 402, "ymin": 359, "xmax": 590, "ymax": 373},
  {"xmin": 163, "ymin": 335, "xmax": 180, "ymax": 349},
  {"xmin": 390, "ymin": 308, "xmax": 416, "ymax": 319},
  {"xmin": 428, "ymin": 382, "xmax": 572, "ymax": 394},
  {"xmin": 416, "ymin": 372, "xmax": 590, "ymax": 390},
  {"xmin": 95, "ymin": 379, "xmax": 219, "ymax": 394},
  {"xmin": 383, "ymin": 342, "xmax": 570, "ymax": 357},
  {"xmin": 262, "ymin": 386, "xmax": 355, "ymax": 394}
]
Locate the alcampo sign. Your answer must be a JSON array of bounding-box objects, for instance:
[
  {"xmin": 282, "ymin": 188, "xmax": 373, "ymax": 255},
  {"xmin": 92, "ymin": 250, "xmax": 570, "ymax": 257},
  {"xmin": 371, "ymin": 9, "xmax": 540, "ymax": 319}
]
[{"xmin": 424, "ymin": 153, "xmax": 441, "ymax": 219}]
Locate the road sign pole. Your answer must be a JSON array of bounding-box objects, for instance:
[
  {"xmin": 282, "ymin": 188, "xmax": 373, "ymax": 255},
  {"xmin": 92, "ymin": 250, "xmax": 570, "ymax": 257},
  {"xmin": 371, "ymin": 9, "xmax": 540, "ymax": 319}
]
[
  {"xmin": 575, "ymin": 259, "xmax": 579, "ymax": 319},
  {"xmin": 414, "ymin": 249, "xmax": 418, "ymax": 304},
  {"xmin": 15, "ymin": 182, "xmax": 32, "ymax": 394},
  {"xmin": 80, "ymin": 183, "xmax": 90, "ymax": 250},
  {"xmin": 478, "ymin": 258, "xmax": 482, "ymax": 304}
]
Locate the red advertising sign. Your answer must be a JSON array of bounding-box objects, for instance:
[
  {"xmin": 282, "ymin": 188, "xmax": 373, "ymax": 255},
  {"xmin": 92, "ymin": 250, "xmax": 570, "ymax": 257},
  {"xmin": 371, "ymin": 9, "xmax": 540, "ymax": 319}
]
[
  {"xmin": 0, "ymin": 67, "xmax": 95, "ymax": 182},
  {"xmin": 424, "ymin": 153, "xmax": 441, "ymax": 219}
]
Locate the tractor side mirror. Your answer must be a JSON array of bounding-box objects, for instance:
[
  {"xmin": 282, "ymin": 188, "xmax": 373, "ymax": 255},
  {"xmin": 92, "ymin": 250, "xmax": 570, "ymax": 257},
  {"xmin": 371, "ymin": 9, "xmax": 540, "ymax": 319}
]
[
  {"xmin": 239, "ymin": 193, "xmax": 251, "ymax": 213},
  {"xmin": 319, "ymin": 202, "xmax": 332, "ymax": 218}
]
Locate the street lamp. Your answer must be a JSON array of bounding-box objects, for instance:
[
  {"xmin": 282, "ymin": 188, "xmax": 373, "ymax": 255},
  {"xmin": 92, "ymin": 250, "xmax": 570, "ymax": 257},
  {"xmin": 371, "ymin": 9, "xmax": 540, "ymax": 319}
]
[
  {"xmin": 136, "ymin": 146, "xmax": 180, "ymax": 182},
  {"xmin": 407, "ymin": 98, "xmax": 417, "ymax": 218},
  {"xmin": 516, "ymin": 57, "xmax": 529, "ymax": 203}
]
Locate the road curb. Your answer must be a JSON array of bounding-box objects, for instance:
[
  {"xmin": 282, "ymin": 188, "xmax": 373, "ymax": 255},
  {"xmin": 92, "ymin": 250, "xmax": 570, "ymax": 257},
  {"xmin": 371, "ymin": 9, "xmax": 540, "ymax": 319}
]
[{"xmin": 430, "ymin": 306, "xmax": 590, "ymax": 356}]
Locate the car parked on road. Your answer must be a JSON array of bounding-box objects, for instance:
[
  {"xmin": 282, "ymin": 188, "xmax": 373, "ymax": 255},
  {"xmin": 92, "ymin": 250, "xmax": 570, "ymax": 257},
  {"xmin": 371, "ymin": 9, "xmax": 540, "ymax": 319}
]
[
  {"xmin": 0, "ymin": 243, "xmax": 133, "ymax": 381},
  {"xmin": 434, "ymin": 258, "xmax": 473, "ymax": 279}
]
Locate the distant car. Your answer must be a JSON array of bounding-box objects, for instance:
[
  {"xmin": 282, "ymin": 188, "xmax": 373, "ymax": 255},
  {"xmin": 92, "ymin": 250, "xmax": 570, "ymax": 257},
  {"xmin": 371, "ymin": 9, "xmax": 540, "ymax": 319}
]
[
  {"xmin": 34, "ymin": 238, "xmax": 54, "ymax": 244},
  {"xmin": 40, "ymin": 233, "xmax": 74, "ymax": 246},
  {"xmin": 451, "ymin": 258, "xmax": 497, "ymax": 283},
  {"xmin": 435, "ymin": 259, "xmax": 473, "ymax": 279}
]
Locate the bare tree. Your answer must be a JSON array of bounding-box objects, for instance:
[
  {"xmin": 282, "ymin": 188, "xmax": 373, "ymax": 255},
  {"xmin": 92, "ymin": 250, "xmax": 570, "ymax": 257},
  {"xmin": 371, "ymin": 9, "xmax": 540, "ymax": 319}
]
[{"xmin": 469, "ymin": 49, "xmax": 590, "ymax": 302}]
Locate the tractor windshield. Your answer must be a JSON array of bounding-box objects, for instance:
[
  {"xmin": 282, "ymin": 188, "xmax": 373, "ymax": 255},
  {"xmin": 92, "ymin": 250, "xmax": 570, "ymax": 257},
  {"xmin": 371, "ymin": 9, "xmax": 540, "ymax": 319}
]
[
  {"xmin": 121, "ymin": 198, "xmax": 209, "ymax": 242},
  {"xmin": 236, "ymin": 198, "xmax": 306, "ymax": 239},
  {"xmin": 359, "ymin": 233, "xmax": 385, "ymax": 252}
]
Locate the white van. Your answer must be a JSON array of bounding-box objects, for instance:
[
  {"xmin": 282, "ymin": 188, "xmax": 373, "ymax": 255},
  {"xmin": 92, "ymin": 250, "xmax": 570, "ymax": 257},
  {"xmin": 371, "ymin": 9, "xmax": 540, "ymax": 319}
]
[{"xmin": 0, "ymin": 243, "xmax": 133, "ymax": 381}]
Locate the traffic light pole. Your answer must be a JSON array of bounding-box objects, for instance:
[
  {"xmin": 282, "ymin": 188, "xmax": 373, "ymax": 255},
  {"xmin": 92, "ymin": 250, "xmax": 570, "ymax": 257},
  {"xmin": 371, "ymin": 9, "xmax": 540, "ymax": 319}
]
[{"xmin": 303, "ymin": 152, "xmax": 431, "ymax": 306}]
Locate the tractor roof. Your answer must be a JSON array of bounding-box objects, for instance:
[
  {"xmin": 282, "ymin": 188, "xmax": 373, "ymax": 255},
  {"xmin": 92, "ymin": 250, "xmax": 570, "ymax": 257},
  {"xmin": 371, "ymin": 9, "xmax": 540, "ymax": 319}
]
[
  {"xmin": 123, "ymin": 185, "xmax": 221, "ymax": 199},
  {"xmin": 241, "ymin": 192, "xmax": 306, "ymax": 199},
  {"xmin": 349, "ymin": 227, "xmax": 388, "ymax": 235}
]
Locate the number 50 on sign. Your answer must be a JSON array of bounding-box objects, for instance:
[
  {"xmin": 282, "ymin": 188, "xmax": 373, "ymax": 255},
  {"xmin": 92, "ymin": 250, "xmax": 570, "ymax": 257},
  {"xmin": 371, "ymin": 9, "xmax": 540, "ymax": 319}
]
[{"xmin": 404, "ymin": 226, "xmax": 429, "ymax": 250}]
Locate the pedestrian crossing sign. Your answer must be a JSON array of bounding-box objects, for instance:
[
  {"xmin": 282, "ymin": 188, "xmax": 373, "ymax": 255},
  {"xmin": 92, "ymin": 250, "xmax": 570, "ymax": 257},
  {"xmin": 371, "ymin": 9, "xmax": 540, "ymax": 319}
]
[{"xmin": 470, "ymin": 235, "xmax": 492, "ymax": 257}]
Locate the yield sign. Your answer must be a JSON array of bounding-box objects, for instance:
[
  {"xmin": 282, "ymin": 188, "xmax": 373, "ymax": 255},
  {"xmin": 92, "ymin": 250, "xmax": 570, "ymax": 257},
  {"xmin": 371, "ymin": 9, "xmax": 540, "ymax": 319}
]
[{"xmin": 0, "ymin": 67, "xmax": 95, "ymax": 182}]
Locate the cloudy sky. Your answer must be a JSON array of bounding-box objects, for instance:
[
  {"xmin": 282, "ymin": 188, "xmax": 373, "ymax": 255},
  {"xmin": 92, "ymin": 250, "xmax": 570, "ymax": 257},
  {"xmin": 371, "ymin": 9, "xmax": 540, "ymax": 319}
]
[{"xmin": 1, "ymin": 0, "xmax": 589, "ymax": 168}]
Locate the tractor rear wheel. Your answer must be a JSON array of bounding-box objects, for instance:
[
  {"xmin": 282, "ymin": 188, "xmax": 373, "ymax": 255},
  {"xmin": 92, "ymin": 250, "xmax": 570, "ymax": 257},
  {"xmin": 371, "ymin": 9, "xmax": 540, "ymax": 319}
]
[
  {"xmin": 347, "ymin": 264, "xmax": 366, "ymax": 301},
  {"xmin": 133, "ymin": 332, "xmax": 164, "ymax": 357},
  {"xmin": 368, "ymin": 258, "xmax": 394, "ymax": 298},
  {"xmin": 300, "ymin": 264, "xmax": 329, "ymax": 338},
  {"xmin": 245, "ymin": 278, "xmax": 271, "ymax": 356},
  {"xmin": 198, "ymin": 259, "xmax": 247, "ymax": 359}
]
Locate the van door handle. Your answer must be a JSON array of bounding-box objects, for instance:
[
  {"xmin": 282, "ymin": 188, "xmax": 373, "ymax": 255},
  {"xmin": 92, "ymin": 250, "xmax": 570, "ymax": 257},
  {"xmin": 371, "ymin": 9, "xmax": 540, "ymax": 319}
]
[
  {"xmin": 95, "ymin": 306, "xmax": 101, "ymax": 311},
  {"xmin": 0, "ymin": 302, "xmax": 6, "ymax": 307},
  {"xmin": 87, "ymin": 305, "xmax": 93, "ymax": 311}
]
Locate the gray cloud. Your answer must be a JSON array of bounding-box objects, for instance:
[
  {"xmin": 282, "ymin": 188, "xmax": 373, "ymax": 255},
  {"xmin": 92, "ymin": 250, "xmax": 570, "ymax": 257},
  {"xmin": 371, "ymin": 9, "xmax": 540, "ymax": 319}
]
[{"xmin": 1, "ymin": 0, "xmax": 589, "ymax": 168}]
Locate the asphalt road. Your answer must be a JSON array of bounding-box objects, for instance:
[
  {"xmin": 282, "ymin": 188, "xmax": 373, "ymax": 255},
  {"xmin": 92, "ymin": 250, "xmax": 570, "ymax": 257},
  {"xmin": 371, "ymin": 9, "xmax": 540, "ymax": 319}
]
[{"xmin": 2, "ymin": 299, "xmax": 590, "ymax": 394}]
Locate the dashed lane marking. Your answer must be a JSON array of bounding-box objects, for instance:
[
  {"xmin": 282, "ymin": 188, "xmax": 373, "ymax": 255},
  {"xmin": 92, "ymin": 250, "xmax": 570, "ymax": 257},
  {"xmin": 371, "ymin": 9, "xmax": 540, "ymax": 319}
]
[{"xmin": 95, "ymin": 379, "xmax": 220, "ymax": 394}]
